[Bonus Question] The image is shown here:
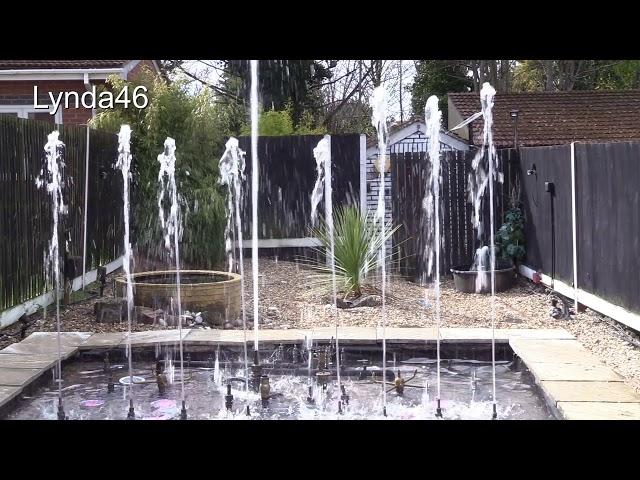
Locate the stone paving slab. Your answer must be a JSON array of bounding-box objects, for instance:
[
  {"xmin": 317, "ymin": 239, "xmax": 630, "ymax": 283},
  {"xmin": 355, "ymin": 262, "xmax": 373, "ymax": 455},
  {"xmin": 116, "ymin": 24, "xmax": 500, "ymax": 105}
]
[
  {"xmin": 526, "ymin": 362, "xmax": 623, "ymax": 382},
  {"xmin": 0, "ymin": 353, "xmax": 59, "ymax": 370},
  {"xmin": 1, "ymin": 332, "xmax": 92, "ymax": 359},
  {"xmin": 0, "ymin": 386, "xmax": 22, "ymax": 408},
  {"xmin": 376, "ymin": 328, "xmax": 438, "ymax": 342},
  {"xmin": 510, "ymin": 339, "xmax": 602, "ymax": 365},
  {"xmin": 118, "ymin": 329, "xmax": 191, "ymax": 347},
  {"xmin": 541, "ymin": 381, "xmax": 640, "ymax": 404},
  {"xmin": 78, "ymin": 332, "xmax": 128, "ymax": 350},
  {"xmin": 0, "ymin": 367, "xmax": 46, "ymax": 387},
  {"xmin": 312, "ymin": 327, "xmax": 377, "ymax": 343},
  {"xmin": 501, "ymin": 329, "xmax": 575, "ymax": 340},
  {"xmin": 557, "ymin": 401, "xmax": 640, "ymax": 420}
]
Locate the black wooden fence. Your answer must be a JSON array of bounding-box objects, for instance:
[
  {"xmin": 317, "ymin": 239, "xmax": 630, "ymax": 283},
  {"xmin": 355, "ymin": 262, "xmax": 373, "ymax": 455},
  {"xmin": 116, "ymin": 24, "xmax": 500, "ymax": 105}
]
[
  {"xmin": 391, "ymin": 148, "xmax": 518, "ymax": 282},
  {"xmin": 519, "ymin": 142, "xmax": 640, "ymax": 314},
  {"xmin": 0, "ymin": 116, "xmax": 121, "ymax": 312},
  {"xmin": 238, "ymin": 134, "xmax": 361, "ymax": 239}
]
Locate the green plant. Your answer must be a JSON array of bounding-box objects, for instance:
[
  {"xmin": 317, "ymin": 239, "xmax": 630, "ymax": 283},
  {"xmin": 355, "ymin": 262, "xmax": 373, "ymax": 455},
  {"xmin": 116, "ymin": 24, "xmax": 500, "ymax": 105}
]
[
  {"xmin": 308, "ymin": 206, "xmax": 399, "ymax": 299},
  {"xmin": 495, "ymin": 206, "xmax": 526, "ymax": 264},
  {"xmin": 239, "ymin": 104, "xmax": 326, "ymax": 136},
  {"xmin": 91, "ymin": 71, "xmax": 228, "ymax": 268}
]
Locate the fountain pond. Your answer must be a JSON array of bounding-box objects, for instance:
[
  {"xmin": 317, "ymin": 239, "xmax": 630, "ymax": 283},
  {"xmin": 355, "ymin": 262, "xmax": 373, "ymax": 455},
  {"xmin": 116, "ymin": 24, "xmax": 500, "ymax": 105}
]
[{"xmin": 2, "ymin": 342, "xmax": 555, "ymax": 420}]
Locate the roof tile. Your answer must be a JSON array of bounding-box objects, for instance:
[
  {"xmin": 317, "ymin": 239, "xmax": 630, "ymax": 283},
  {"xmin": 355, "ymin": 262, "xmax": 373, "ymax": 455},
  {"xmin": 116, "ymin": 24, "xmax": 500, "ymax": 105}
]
[{"xmin": 448, "ymin": 90, "xmax": 640, "ymax": 147}]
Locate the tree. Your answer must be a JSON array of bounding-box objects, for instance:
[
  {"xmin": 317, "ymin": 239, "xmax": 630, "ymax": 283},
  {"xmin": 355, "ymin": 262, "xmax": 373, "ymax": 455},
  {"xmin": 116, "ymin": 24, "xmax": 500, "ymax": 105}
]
[
  {"xmin": 91, "ymin": 70, "xmax": 228, "ymax": 269},
  {"xmin": 512, "ymin": 60, "xmax": 640, "ymax": 92},
  {"xmin": 410, "ymin": 60, "xmax": 472, "ymax": 121}
]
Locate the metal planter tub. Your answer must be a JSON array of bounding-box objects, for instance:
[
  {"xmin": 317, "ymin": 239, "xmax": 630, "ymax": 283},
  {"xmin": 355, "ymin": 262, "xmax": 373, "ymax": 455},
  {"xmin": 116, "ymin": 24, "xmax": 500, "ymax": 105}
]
[
  {"xmin": 450, "ymin": 262, "xmax": 516, "ymax": 294},
  {"xmin": 115, "ymin": 270, "xmax": 241, "ymax": 323}
]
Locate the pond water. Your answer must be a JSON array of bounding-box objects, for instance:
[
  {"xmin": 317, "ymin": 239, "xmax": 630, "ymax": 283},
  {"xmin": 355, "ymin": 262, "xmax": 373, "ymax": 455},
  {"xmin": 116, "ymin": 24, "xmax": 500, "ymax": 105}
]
[{"xmin": 4, "ymin": 345, "xmax": 554, "ymax": 420}]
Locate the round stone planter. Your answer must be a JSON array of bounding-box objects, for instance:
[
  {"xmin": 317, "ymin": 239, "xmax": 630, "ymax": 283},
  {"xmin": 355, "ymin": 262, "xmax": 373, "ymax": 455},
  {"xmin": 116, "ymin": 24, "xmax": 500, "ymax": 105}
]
[
  {"xmin": 450, "ymin": 262, "xmax": 516, "ymax": 294},
  {"xmin": 115, "ymin": 270, "xmax": 241, "ymax": 324}
]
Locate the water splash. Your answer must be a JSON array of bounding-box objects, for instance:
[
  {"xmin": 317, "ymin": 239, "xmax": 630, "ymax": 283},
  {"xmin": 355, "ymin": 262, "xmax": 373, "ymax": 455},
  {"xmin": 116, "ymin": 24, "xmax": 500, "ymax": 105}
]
[
  {"xmin": 157, "ymin": 137, "xmax": 186, "ymax": 408},
  {"xmin": 311, "ymin": 136, "xmax": 341, "ymax": 387},
  {"xmin": 250, "ymin": 59, "xmax": 260, "ymax": 353},
  {"xmin": 467, "ymin": 82, "xmax": 500, "ymax": 418},
  {"xmin": 471, "ymin": 245, "xmax": 491, "ymax": 293},
  {"xmin": 38, "ymin": 131, "xmax": 66, "ymax": 415},
  {"xmin": 218, "ymin": 137, "xmax": 249, "ymax": 390},
  {"xmin": 115, "ymin": 125, "xmax": 135, "ymax": 416},
  {"xmin": 310, "ymin": 138, "xmax": 326, "ymax": 225},
  {"xmin": 370, "ymin": 86, "xmax": 388, "ymax": 414},
  {"xmin": 424, "ymin": 95, "xmax": 443, "ymax": 413}
]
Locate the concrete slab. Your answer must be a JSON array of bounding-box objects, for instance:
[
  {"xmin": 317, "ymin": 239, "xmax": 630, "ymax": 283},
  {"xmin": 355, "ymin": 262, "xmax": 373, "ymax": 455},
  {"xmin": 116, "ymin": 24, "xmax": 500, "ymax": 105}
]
[
  {"xmin": 510, "ymin": 339, "xmax": 602, "ymax": 365},
  {"xmin": 526, "ymin": 362, "xmax": 623, "ymax": 382},
  {"xmin": 313, "ymin": 327, "xmax": 377, "ymax": 343},
  {"xmin": 557, "ymin": 401, "xmax": 640, "ymax": 420},
  {"xmin": 502, "ymin": 329, "xmax": 575, "ymax": 340},
  {"xmin": 439, "ymin": 328, "xmax": 509, "ymax": 342},
  {"xmin": 541, "ymin": 381, "xmax": 640, "ymax": 404},
  {"xmin": 1, "ymin": 332, "xmax": 92, "ymax": 360},
  {"xmin": 78, "ymin": 332, "xmax": 128, "ymax": 350},
  {"xmin": 119, "ymin": 329, "xmax": 191, "ymax": 347},
  {"xmin": 0, "ymin": 367, "xmax": 46, "ymax": 387},
  {"xmin": 0, "ymin": 386, "xmax": 22, "ymax": 408},
  {"xmin": 0, "ymin": 353, "xmax": 59, "ymax": 370},
  {"xmin": 377, "ymin": 328, "xmax": 438, "ymax": 342}
]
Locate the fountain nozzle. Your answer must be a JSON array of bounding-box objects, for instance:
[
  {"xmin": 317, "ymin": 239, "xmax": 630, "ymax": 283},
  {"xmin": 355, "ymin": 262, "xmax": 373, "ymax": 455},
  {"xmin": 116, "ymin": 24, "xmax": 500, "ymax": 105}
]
[
  {"xmin": 57, "ymin": 398, "xmax": 66, "ymax": 420},
  {"xmin": 394, "ymin": 371, "xmax": 405, "ymax": 396},
  {"xmin": 260, "ymin": 375, "xmax": 270, "ymax": 408},
  {"xmin": 127, "ymin": 399, "xmax": 135, "ymax": 420},
  {"xmin": 340, "ymin": 384, "xmax": 349, "ymax": 405},
  {"xmin": 225, "ymin": 383, "xmax": 234, "ymax": 411},
  {"xmin": 338, "ymin": 401, "xmax": 343, "ymax": 415},
  {"xmin": 492, "ymin": 403, "xmax": 497, "ymax": 420},
  {"xmin": 435, "ymin": 398, "xmax": 443, "ymax": 418},
  {"xmin": 306, "ymin": 385, "xmax": 315, "ymax": 405},
  {"xmin": 180, "ymin": 400, "xmax": 187, "ymax": 420},
  {"xmin": 107, "ymin": 371, "xmax": 115, "ymax": 393}
]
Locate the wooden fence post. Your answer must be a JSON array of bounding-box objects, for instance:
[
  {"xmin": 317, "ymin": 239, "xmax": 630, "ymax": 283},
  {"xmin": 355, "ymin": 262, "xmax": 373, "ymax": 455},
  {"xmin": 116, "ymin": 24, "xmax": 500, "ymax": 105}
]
[
  {"xmin": 82, "ymin": 124, "xmax": 90, "ymax": 289},
  {"xmin": 570, "ymin": 142, "xmax": 578, "ymax": 311}
]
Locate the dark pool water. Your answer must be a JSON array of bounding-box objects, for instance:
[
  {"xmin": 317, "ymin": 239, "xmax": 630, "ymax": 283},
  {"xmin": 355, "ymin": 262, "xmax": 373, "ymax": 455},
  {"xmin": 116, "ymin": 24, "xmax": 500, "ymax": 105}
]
[{"xmin": 4, "ymin": 348, "xmax": 554, "ymax": 420}]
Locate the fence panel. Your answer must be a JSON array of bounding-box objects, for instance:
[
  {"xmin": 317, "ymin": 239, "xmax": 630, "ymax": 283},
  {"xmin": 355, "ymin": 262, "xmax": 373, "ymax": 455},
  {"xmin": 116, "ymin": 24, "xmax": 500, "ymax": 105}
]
[
  {"xmin": 0, "ymin": 116, "xmax": 120, "ymax": 312},
  {"xmin": 238, "ymin": 134, "xmax": 361, "ymax": 240},
  {"xmin": 391, "ymin": 148, "xmax": 517, "ymax": 282},
  {"xmin": 575, "ymin": 142, "xmax": 640, "ymax": 313}
]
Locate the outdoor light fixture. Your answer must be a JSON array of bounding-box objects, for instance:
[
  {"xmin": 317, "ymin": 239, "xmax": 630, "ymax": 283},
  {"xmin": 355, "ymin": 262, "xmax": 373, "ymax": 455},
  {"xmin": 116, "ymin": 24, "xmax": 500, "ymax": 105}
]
[{"xmin": 510, "ymin": 109, "xmax": 520, "ymax": 148}]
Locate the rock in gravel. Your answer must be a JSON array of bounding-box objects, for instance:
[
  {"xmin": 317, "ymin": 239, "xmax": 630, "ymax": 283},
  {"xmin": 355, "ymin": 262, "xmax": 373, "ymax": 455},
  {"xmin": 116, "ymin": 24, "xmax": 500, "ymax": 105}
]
[{"xmin": 94, "ymin": 298, "xmax": 127, "ymax": 323}]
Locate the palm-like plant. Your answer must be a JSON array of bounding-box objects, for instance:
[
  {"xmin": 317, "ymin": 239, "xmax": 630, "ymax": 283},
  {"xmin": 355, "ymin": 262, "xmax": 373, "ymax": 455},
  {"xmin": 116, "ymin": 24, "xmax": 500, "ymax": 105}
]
[{"xmin": 307, "ymin": 205, "xmax": 399, "ymax": 299}]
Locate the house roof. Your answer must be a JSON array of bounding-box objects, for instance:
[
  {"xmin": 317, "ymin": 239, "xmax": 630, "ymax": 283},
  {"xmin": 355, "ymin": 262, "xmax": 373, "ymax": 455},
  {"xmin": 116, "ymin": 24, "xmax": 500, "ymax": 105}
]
[
  {"xmin": 0, "ymin": 60, "xmax": 131, "ymax": 70},
  {"xmin": 448, "ymin": 89, "xmax": 640, "ymax": 147}
]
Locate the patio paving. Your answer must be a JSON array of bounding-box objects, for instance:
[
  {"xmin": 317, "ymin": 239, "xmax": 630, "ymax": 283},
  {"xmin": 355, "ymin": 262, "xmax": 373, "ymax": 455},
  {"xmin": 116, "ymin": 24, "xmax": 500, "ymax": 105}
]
[
  {"xmin": 0, "ymin": 386, "xmax": 22, "ymax": 409},
  {"xmin": 1, "ymin": 332, "xmax": 92, "ymax": 360},
  {"xmin": 540, "ymin": 381, "xmax": 640, "ymax": 403},
  {"xmin": 0, "ymin": 353, "xmax": 59, "ymax": 370},
  {"xmin": 557, "ymin": 401, "xmax": 640, "ymax": 420},
  {"xmin": 78, "ymin": 332, "xmax": 129, "ymax": 350},
  {"xmin": 0, "ymin": 367, "xmax": 46, "ymax": 387}
]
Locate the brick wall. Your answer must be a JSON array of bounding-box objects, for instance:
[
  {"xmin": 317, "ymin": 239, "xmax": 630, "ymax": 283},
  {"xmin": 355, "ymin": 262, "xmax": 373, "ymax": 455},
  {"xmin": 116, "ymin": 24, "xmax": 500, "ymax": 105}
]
[
  {"xmin": 0, "ymin": 80, "xmax": 96, "ymax": 124},
  {"xmin": 0, "ymin": 61, "xmax": 159, "ymax": 125}
]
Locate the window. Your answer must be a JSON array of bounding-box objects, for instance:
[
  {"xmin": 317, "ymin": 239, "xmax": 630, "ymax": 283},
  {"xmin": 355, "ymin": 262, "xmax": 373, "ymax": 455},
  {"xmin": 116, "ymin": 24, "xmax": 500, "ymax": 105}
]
[{"xmin": 0, "ymin": 105, "xmax": 62, "ymax": 123}]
